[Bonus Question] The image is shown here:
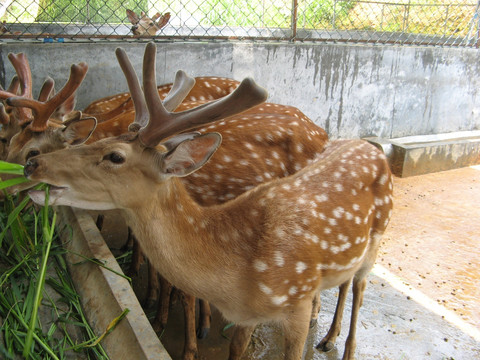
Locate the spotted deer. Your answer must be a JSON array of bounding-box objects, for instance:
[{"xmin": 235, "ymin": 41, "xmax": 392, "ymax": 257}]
[
  {"xmin": 0, "ymin": 52, "xmax": 36, "ymax": 159},
  {"xmin": 0, "ymin": 52, "xmax": 75, "ymax": 160},
  {"xmin": 113, "ymin": 44, "xmax": 330, "ymax": 360},
  {"xmin": 126, "ymin": 9, "xmax": 171, "ymax": 36},
  {"xmin": 23, "ymin": 43, "xmax": 393, "ymax": 360},
  {"xmin": 5, "ymin": 43, "xmax": 329, "ymax": 359}
]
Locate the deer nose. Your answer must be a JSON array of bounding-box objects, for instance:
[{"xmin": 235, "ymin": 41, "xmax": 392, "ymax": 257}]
[{"xmin": 24, "ymin": 158, "xmax": 38, "ymax": 178}]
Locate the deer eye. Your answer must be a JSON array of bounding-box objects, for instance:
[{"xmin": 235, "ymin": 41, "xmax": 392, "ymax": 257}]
[
  {"xmin": 104, "ymin": 152, "xmax": 125, "ymax": 164},
  {"xmin": 26, "ymin": 150, "xmax": 40, "ymax": 160}
]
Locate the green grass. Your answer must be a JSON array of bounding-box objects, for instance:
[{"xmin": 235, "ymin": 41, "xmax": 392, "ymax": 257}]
[{"xmin": 0, "ymin": 161, "xmax": 109, "ymax": 359}]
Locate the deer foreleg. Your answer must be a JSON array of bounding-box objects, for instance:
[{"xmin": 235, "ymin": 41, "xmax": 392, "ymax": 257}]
[
  {"xmin": 181, "ymin": 292, "xmax": 199, "ymax": 360},
  {"xmin": 228, "ymin": 325, "xmax": 255, "ymax": 360},
  {"xmin": 152, "ymin": 276, "xmax": 173, "ymax": 334},
  {"xmin": 126, "ymin": 232, "xmax": 144, "ymax": 277},
  {"xmin": 310, "ymin": 290, "xmax": 321, "ymax": 328},
  {"xmin": 197, "ymin": 299, "xmax": 211, "ymax": 339},
  {"xmin": 283, "ymin": 300, "xmax": 313, "ymax": 360},
  {"xmin": 145, "ymin": 262, "xmax": 160, "ymax": 308}
]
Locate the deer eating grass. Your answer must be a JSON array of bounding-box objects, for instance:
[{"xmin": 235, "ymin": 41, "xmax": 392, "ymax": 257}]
[
  {"xmin": 113, "ymin": 45, "xmax": 329, "ymax": 358},
  {"xmin": 23, "ymin": 43, "xmax": 393, "ymax": 360},
  {"xmin": 4, "ymin": 43, "xmax": 329, "ymax": 359}
]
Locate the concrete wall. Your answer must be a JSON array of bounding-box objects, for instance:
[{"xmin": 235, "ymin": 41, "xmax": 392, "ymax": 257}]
[{"xmin": 1, "ymin": 41, "xmax": 479, "ymax": 139}]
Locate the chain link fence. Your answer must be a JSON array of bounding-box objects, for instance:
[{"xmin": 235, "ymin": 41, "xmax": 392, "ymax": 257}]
[{"xmin": 0, "ymin": 0, "xmax": 479, "ymax": 47}]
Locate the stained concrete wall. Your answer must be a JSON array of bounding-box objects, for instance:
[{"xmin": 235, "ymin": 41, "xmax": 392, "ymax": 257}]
[{"xmin": 0, "ymin": 41, "xmax": 479, "ymax": 139}]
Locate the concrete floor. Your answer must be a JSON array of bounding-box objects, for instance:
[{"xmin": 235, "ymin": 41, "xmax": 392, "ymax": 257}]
[{"xmin": 105, "ymin": 165, "xmax": 480, "ymax": 360}]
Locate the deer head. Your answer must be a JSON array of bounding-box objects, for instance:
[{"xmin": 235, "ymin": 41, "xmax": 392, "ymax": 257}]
[
  {"xmin": 23, "ymin": 41, "xmax": 267, "ymax": 208},
  {"xmin": 126, "ymin": 9, "xmax": 171, "ymax": 36}
]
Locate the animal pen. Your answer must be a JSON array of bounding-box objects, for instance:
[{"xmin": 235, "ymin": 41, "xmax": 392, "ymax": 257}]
[{"xmin": 0, "ymin": 1, "xmax": 479, "ymax": 360}]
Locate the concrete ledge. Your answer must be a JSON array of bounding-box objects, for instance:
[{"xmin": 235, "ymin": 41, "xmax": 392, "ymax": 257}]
[
  {"xmin": 365, "ymin": 130, "xmax": 480, "ymax": 177},
  {"xmin": 56, "ymin": 206, "xmax": 171, "ymax": 360}
]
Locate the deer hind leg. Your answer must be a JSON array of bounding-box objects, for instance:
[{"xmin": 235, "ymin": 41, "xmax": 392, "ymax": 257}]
[
  {"xmin": 316, "ymin": 279, "xmax": 352, "ymax": 352},
  {"xmin": 341, "ymin": 276, "xmax": 367, "ymax": 360},
  {"xmin": 283, "ymin": 299, "xmax": 314, "ymax": 360},
  {"xmin": 196, "ymin": 299, "xmax": 211, "ymax": 339},
  {"xmin": 180, "ymin": 292, "xmax": 199, "ymax": 360},
  {"xmin": 152, "ymin": 276, "xmax": 173, "ymax": 334},
  {"xmin": 228, "ymin": 325, "xmax": 256, "ymax": 360}
]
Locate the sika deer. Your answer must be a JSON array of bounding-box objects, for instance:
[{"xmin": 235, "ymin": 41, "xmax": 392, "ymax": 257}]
[
  {"xmin": 0, "ymin": 52, "xmax": 73, "ymax": 160},
  {"xmin": 113, "ymin": 44, "xmax": 329, "ymax": 359},
  {"xmin": 126, "ymin": 9, "xmax": 171, "ymax": 36},
  {"xmin": 0, "ymin": 53, "xmax": 35, "ymax": 158},
  {"xmin": 24, "ymin": 44, "xmax": 393, "ymax": 360}
]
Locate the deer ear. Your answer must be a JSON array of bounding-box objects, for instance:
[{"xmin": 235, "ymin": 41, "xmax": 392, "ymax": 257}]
[
  {"xmin": 50, "ymin": 93, "xmax": 77, "ymax": 122},
  {"xmin": 126, "ymin": 9, "xmax": 139, "ymax": 23},
  {"xmin": 162, "ymin": 133, "xmax": 221, "ymax": 177},
  {"xmin": 61, "ymin": 112, "xmax": 97, "ymax": 145}
]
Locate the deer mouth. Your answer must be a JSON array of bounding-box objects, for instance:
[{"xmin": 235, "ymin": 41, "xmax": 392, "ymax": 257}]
[{"xmin": 28, "ymin": 186, "xmax": 68, "ymax": 206}]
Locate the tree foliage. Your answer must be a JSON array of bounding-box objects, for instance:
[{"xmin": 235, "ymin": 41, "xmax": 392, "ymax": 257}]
[{"xmin": 35, "ymin": 0, "xmax": 148, "ymax": 23}]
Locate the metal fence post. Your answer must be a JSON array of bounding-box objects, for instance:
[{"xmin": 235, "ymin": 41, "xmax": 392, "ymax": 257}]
[
  {"xmin": 332, "ymin": 0, "xmax": 338, "ymax": 29},
  {"xmin": 291, "ymin": 0, "xmax": 298, "ymax": 41}
]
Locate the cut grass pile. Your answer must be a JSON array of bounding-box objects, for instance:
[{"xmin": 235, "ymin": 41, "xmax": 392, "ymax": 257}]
[{"xmin": 0, "ymin": 161, "xmax": 109, "ymax": 359}]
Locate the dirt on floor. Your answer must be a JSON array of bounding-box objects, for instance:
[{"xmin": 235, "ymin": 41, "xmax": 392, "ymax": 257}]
[{"xmin": 378, "ymin": 165, "xmax": 480, "ymax": 330}]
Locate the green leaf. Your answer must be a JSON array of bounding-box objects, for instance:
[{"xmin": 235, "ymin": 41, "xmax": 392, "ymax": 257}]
[
  {"xmin": 0, "ymin": 161, "xmax": 24, "ymax": 175},
  {"xmin": 0, "ymin": 176, "xmax": 30, "ymax": 190}
]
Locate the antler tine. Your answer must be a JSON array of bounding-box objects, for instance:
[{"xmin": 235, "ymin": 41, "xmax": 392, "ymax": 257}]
[
  {"xmin": 0, "ymin": 53, "xmax": 34, "ymax": 125},
  {"xmin": 141, "ymin": 42, "xmax": 170, "ymax": 126},
  {"xmin": 7, "ymin": 53, "xmax": 32, "ymax": 99},
  {"xmin": 162, "ymin": 70, "xmax": 196, "ymax": 112},
  {"xmin": 0, "ymin": 76, "xmax": 18, "ymax": 99},
  {"xmin": 115, "ymin": 47, "xmax": 149, "ymax": 132},
  {"xmin": 139, "ymin": 44, "xmax": 268, "ymax": 147},
  {"xmin": 0, "ymin": 103, "xmax": 9, "ymax": 125},
  {"xmin": 7, "ymin": 75, "xmax": 20, "ymax": 94},
  {"xmin": 37, "ymin": 77, "xmax": 55, "ymax": 102},
  {"xmin": 7, "ymin": 63, "xmax": 88, "ymax": 132}
]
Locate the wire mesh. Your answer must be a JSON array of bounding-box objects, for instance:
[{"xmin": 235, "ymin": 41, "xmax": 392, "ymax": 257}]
[{"xmin": 0, "ymin": 0, "xmax": 478, "ymax": 47}]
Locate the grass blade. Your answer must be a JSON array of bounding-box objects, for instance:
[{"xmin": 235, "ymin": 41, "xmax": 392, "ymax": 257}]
[
  {"xmin": 0, "ymin": 161, "xmax": 24, "ymax": 175},
  {"xmin": 0, "ymin": 176, "xmax": 30, "ymax": 190},
  {"xmin": 23, "ymin": 188, "xmax": 55, "ymax": 359}
]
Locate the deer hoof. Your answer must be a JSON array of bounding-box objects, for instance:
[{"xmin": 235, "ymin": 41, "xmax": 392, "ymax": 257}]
[
  {"xmin": 316, "ymin": 339, "xmax": 335, "ymax": 352},
  {"xmin": 196, "ymin": 326, "xmax": 210, "ymax": 339},
  {"xmin": 309, "ymin": 318, "xmax": 318, "ymax": 328},
  {"xmin": 182, "ymin": 350, "xmax": 198, "ymax": 360}
]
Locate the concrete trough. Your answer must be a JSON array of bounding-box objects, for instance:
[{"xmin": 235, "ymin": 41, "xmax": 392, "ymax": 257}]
[
  {"xmin": 56, "ymin": 206, "xmax": 171, "ymax": 360},
  {"xmin": 365, "ymin": 130, "xmax": 480, "ymax": 177}
]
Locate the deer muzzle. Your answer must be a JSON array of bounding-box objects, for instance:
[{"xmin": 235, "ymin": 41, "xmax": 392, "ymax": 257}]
[{"xmin": 24, "ymin": 158, "xmax": 38, "ymax": 178}]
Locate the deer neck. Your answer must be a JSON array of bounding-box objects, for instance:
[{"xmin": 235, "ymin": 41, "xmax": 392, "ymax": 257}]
[{"xmin": 122, "ymin": 177, "xmax": 249, "ymax": 304}]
